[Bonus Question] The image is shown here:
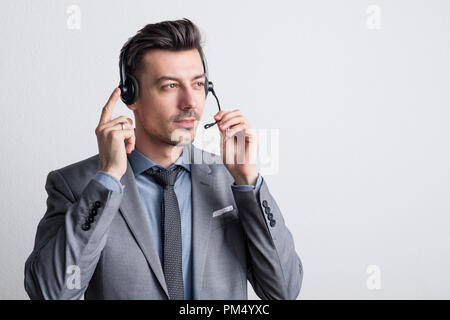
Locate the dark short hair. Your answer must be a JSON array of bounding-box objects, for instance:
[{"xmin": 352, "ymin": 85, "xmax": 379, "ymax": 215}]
[{"xmin": 120, "ymin": 18, "xmax": 204, "ymax": 80}]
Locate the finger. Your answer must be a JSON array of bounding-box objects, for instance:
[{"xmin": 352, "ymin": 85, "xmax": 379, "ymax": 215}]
[
  {"xmin": 122, "ymin": 129, "xmax": 136, "ymax": 155},
  {"xmin": 103, "ymin": 120, "xmax": 133, "ymax": 133},
  {"xmin": 108, "ymin": 128, "xmax": 135, "ymax": 140},
  {"xmin": 245, "ymin": 128, "xmax": 259, "ymax": 165},
  {"xmin": 243, "ymin": 127, "xmax": 258, "ymax": 143},
  {"xmin": 219, "ymin": 116, "xmax": 245, "ymax": 132},
  {"xmin": 221, "ymin": 128, "xmax": 237, "ymax": 165},
  {"xmin": 99, "ymin": 87, "xmax": 121, "ymax": 125},
  {"xmin": 103, "ymin": 116, "xmax": 133, "ymax": 129},
  {"xmin": 226, "ymin": 123, "xmax": 248, "ymax": 138},
  {"xmin": 218, "ymin": 109, "xmax": 241, "ymax": 124},
  {"xmin": 214, "ymin": 110, "xmax": 226, "ymax": 121},
  {"xmin": 97, "ymin": 116, "xmax": 131, "ymax": 134},
  {"xmin": 126, "ymin": 132, "xmax": 136, "ymax": 154}
]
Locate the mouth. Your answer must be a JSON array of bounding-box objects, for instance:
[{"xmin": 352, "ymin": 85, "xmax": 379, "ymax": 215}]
[{"xmin": 174, "ymin": 118, "xmax": 195, "ymax": 128}]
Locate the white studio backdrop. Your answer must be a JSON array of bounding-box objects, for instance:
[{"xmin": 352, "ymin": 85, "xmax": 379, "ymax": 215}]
[{"xmin": 0, "ymin": 0, "xmax": 449, "ymax": 299}]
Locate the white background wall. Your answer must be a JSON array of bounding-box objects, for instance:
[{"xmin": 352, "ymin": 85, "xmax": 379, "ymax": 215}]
[{"xmin": 1, "ymin": 0, "xmax": 449, "ymax": 299}]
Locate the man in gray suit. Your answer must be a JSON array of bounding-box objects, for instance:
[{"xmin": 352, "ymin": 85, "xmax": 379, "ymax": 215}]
[{"xmin": 24, "ymin": 18, "xmax": 303, "ymax": 300}]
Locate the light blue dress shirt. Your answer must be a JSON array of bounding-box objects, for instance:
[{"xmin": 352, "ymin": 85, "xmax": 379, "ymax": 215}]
[{"xmin": 93, "ymin": 145, "xmax": 262, "ymax": 299}]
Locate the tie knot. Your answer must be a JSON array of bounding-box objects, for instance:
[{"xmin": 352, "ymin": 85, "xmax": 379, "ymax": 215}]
[{"xmin": 145, "ymin": 166, "xmax": 183, "ymax": 188}]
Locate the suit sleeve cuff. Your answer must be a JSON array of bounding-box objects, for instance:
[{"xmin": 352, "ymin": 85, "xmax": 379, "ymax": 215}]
[
  {"xmin": 94, "ymin": 171, "xmax": 125, "ymax": 193},
  {"xmin": 231, "ymin": 173, "xmax": 263, "ymax": 192}
]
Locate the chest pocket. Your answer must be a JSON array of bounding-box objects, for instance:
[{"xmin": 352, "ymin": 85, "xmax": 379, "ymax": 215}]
[{"xmin": 212, "ymin": 206, "xmax": 240, "ymax": 229}]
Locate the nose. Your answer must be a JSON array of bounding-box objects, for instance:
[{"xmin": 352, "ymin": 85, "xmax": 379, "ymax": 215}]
[{"xmin": 179, "ymin": 86, "xmax": 199, "ymax": 111}]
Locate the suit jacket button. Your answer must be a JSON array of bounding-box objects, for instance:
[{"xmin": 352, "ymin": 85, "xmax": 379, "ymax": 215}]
[
  {"xmin": 270, "ymin": 220, "xmax": 276, "ymax": 227},
  {"xmin": 81, "ymin": 223, "xmax": 90, "ymax": 231},
  {"xmin": 94, "ymin": 201, "xmax": 101, "ymax": 208},
  {"xmin": 91, "ymin": 208, "xmax": 98, "ymax": 216},
  {"xmin": 262, "ymin": 200, "xmax": 268, "ymax": 208}
]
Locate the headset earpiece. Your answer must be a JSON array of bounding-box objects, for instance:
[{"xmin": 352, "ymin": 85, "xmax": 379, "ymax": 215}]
[
  {"xmin": 205, "ymin": 80, "xmax": 214, "ymax": 97},
  {"xmin": 120, "ymin": 74, "xmax": 139, "ymax": 105},
  {"xmin": 200, "ymin": 48, "xmax": 214, "ymax": 98},
  {"xmin": 118, "ymin": 47, "xmax": 139, "ymax": 105}
]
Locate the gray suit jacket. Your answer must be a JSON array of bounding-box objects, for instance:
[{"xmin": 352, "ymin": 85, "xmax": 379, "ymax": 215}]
[{"xmin": 24, "ymin": 144, "xmax": 303, "ymax": 300}]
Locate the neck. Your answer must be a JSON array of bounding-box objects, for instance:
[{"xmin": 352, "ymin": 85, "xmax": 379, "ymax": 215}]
[{"xmin": 134, "ymin": 127, "xmax": 186, "ymax": 169}]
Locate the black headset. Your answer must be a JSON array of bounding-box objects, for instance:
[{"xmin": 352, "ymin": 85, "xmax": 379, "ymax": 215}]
[{"xmin": 118, "ymin": 46, "xmax": 222, "ymax": 129}]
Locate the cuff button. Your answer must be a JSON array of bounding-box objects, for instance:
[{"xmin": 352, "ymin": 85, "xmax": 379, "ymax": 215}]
[
  {"xmin": 91, "ymin": 208, "xmax": 98, "ymax": 216},
  {"xmin": 81, "ymin": 223, "xmax": 91, "ymax": 231},
  {"xmin": 94, "ymin": 201, "xmax": 102, "ymax": 208},
  {"xmin": 270, "ymin": 220, "xmax": 276, "ymax": 227}
]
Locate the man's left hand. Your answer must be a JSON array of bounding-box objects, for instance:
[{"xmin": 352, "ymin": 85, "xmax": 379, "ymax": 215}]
[{"xmin": 214, "ymin": 109, "xmax": 259, "ymax": 186}]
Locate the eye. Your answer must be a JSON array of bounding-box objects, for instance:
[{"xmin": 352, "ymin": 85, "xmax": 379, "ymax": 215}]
[
  {"xmin": 194, "ymin": 81, "xmax": 205, "ymax": 88},
  {"xmin": 162, "ymin": 83, "xmax": 178, "ymax": 89}
]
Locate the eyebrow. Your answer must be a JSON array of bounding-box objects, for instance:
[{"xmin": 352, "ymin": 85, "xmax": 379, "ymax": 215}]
[{"xmin": 155, "ymin": 73, "xmax": 206, "ymax": 85}]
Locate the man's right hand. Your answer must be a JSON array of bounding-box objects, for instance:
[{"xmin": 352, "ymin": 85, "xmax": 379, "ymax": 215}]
[{"xmin": 95, "ymin": 87, "xmax": 135, "ymax": 181}]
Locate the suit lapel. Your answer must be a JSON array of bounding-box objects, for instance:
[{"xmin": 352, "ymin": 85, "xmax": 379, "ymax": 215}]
[
  {"xmin": 119, "ymin": 160, "xmax": 169, "ymax": 298},
  {"xmin": 189, "ymin": 145, "xmax": 215, "ymax": 300}
]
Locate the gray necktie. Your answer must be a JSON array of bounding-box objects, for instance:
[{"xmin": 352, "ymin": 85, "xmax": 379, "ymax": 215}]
[{"xmin": 144, "ymin": 166, "xmax": 184, "ymax": 300}]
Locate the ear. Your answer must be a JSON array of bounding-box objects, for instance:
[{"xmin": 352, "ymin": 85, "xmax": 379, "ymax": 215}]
[{"xmin": 127, "ymin": 102, "xmax": 137, "ymax": 111}]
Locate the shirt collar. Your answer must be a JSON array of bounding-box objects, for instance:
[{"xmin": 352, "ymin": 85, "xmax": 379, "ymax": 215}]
[{"xmin": 127, "ymin": 144, "xmax": 191, "ymax": 177}]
